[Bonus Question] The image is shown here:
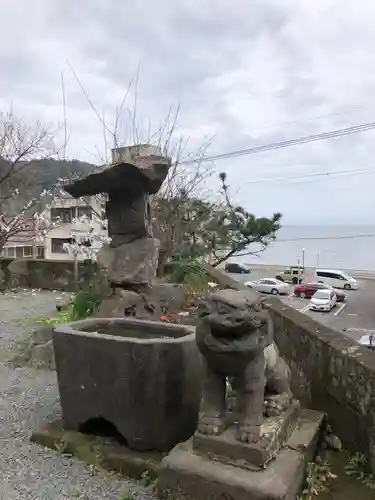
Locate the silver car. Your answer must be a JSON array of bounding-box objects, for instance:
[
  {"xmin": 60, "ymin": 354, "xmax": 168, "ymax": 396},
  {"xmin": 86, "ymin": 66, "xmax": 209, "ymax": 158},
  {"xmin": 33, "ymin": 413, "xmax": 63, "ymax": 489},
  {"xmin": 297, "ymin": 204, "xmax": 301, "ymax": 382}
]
[{"xmin": 244, "ymin": 278, "xmax": 290, "ymax": 295}]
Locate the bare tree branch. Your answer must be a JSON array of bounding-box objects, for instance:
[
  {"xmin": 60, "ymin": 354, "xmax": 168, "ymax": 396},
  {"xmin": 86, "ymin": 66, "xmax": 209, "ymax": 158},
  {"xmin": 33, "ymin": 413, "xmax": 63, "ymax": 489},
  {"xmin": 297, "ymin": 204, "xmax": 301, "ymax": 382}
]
[{"xmin": 0, "ymin": 111, "xmax": 63, "ymax": 251}]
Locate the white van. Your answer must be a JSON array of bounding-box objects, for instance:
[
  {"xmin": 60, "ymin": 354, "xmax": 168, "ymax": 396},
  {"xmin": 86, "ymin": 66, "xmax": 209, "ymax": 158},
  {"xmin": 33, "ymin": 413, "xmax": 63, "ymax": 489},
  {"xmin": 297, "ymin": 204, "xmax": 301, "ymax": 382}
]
[{"xmin": 315, "ymin": 269, "xmax": 359, "ymax": 290}]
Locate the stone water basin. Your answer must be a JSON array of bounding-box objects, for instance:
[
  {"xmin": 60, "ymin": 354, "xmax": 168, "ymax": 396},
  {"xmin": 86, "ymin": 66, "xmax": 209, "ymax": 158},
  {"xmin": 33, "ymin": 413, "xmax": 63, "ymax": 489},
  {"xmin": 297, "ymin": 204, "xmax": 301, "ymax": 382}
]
[{"xmin": 53, "ymin": 318, "xmax": 202, "ymax": 452}]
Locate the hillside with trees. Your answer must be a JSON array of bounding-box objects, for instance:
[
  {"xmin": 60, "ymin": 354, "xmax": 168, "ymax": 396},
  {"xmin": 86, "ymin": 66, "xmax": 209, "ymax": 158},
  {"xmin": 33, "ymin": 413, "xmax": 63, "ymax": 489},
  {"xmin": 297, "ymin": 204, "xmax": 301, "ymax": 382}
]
[{"xmin": 0, "ymin": 158, "xmax": 97, "ymax": 215}]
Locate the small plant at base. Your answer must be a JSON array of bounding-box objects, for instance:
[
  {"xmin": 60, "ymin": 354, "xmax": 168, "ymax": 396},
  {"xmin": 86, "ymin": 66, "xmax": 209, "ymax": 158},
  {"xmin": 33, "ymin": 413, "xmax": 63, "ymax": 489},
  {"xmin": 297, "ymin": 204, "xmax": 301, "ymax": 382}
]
[
  {"xmin": 54, "ymin": 438, "xmax": 69, "ymax": 456},
  {"xmin": 345, "ymin": 453, "xmax": 375, "ymax": 490},
  {"xmin": 298, "ymin": 456, "xmax": 336, "ymax": 500},
  {"xmin": 140, "ymin": 469, "xmax": 156, "ymax": 487}
]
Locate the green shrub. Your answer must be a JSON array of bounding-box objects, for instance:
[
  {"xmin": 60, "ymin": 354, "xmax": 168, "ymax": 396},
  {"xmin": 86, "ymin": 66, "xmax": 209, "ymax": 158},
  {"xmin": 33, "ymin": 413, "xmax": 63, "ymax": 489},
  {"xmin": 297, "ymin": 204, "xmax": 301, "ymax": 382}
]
[
  {"xmin": 170, "ymin": 260, "xmax": 208, "ymax": 288},
  {"xmin": 70, "ymin": 283, "xmax": 104, "ymax": 320}
]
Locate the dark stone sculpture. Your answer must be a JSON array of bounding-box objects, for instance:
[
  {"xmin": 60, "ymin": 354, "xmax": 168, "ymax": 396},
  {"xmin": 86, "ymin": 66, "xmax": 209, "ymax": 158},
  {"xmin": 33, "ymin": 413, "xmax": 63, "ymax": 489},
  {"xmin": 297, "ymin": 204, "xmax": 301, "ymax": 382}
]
[
  {"xmin": 195, "ymin": 289, "xmax": 293, "ymax": 443},
  {"xmin": 63, "ymin": 151, "xmax": 171, "ymax": 312},
  {"xmin": 64, "ymin": 154, "xmax": 170, "ymax": 248}
]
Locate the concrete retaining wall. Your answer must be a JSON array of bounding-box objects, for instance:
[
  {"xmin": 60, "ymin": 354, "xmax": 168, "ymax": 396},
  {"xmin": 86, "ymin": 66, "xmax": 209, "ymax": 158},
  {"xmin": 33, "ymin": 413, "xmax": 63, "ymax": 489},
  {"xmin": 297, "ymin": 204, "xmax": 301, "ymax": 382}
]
[
  {"xmin": 0, "ymin": 258, "xmax": 97, "ymax": 291},
  {"xmin": 0, "ymin": 257, "xmax": 176, "ymax": 291},
  {"xmin": 265, "ymin": 296, "xmax": 375, "ymax": 470}
]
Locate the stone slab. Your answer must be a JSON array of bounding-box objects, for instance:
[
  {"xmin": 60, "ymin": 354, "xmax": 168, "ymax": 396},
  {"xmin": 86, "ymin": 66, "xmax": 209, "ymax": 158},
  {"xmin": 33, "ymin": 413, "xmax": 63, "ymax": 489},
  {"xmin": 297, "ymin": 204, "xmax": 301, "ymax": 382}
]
[
  {"xmin": 31, "ymin": 419, "xmax": 162, "ymax": 480},
  {"xmin": 157, "ymin": 409, "xmax": 325, "ymax": 500},
  {"xmin": 193, "ymin": 399, "xmax": 300, "ymax": 469},
  {"xmin": 64, "ymin": 156, "xmax": 171, "ymax": 197}
]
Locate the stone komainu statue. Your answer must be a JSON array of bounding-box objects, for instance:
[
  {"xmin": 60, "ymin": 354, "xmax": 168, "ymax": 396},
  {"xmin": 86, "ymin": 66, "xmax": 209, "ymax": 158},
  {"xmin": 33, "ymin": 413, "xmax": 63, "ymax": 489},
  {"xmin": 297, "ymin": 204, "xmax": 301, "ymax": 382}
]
[{"xmin": 195, "ymin": 289, "xmax": 293, "ymax": 444}]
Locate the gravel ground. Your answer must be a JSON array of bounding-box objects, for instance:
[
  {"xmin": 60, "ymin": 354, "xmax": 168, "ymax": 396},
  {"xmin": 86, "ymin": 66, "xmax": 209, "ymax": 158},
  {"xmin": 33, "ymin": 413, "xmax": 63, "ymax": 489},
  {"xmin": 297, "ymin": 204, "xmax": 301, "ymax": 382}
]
[{"xmin": 0, "ymin": 290, "xmax": 153, "ymax": 500}]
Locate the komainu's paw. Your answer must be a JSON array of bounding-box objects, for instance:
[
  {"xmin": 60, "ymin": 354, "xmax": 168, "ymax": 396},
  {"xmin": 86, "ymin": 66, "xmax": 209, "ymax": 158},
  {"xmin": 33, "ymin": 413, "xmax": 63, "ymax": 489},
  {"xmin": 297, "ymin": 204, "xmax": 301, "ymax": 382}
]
[
  {"xmin": 265, "ymin": 392, "xmax": 292, "ymax": 417},
  {"xmin": 237, "ymin": 423, "xmax": 261, "ymax": 443},
  {"xmin": 197, "ymin": 415, "xmax": 226, "ymax": 436}
]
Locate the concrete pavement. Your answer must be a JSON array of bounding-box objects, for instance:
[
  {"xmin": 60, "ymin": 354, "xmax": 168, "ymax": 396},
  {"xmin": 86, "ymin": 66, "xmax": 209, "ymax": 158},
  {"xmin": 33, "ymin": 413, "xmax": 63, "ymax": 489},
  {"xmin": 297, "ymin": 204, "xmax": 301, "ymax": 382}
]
[
  {"xmin": 227, "ymin": 269, "xmax": 375, "ymax": 343},
  {"xmin": 221, "ymin": 263, "xmax": 375, "ymax": 281}
]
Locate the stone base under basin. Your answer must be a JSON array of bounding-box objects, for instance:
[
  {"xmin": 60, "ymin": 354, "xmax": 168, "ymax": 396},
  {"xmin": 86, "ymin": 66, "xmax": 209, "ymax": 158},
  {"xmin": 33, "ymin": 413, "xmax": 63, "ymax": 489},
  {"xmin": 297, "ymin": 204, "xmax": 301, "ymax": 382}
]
[
  {"xmin": 31, "ymin": 419, "xmax": 163, "ymax": 480},
  {"xmin": 157, "ymin": 409, "xmax": 325, "ymax": 500}
]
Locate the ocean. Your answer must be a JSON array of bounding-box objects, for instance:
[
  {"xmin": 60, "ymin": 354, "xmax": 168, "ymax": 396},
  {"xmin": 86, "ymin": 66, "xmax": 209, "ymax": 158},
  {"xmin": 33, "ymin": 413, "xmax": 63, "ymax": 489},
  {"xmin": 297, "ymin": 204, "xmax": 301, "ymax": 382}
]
[{"xmin": 232, "ymin": 225, "xmax": 375, "ymax": 271}]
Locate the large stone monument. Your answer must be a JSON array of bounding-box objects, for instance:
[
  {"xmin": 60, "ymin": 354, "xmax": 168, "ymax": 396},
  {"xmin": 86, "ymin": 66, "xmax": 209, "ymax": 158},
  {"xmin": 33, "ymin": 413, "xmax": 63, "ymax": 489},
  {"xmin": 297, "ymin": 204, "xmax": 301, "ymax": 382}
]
[
  {"xmin": 64, "ymin": 145, "xmax": 171, "ymax": 318},
  {"xmin": 157, "ymin": 289, "xmax": 324, "ymax": 500}
]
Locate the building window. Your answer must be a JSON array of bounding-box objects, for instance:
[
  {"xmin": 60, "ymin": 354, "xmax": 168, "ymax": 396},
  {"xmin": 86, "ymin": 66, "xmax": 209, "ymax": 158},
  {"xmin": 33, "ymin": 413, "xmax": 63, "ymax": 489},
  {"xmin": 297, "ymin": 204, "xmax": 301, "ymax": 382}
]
[
  {"xmin": 77, "ymin": 206, "xmax": 92, "ymax": 220},
  {"xmin": 50, "ymin": 207, "xmax": 74, "ymax": 223},
  {"xmin": 51, "ymin": 238, "xmax": 73, "ymax": 253},
  {"xmin": 5, "ymin": 247, "xmax": 15, "ymax": 257},
  {"xmin": 15, "ymin": 247, "xmax": 23, "ymax": 258},
  {"xmin": 37, "ymin": 246, "xmax": 45, "ymax": 259},
  {"xmin": 23, "ymin": 246, "xmax": 33, "ymax": 257}
]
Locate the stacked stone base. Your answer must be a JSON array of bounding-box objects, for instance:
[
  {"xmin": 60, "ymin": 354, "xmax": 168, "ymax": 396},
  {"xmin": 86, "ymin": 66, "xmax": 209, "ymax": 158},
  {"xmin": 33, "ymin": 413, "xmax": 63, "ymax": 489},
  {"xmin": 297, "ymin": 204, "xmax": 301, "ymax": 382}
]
[{"xmin": 157, "ymin": 409, "xmax": 324, "ymax": 500}]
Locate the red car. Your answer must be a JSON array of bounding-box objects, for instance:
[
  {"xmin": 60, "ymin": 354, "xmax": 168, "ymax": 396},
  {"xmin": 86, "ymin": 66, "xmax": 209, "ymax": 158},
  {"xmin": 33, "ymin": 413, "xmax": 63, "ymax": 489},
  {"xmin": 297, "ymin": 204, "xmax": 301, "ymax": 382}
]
[{"xmin": 293, "ymin": 282, "xmax": 347, "ymax": 302}]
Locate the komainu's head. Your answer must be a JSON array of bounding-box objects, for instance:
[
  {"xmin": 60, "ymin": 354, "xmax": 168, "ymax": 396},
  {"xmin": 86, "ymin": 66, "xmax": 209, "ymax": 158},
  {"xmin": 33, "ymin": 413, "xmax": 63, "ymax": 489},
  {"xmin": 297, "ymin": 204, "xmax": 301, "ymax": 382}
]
[{"xmin": 197, "ymin": 289, "xmax": 271, "ymax": 347}]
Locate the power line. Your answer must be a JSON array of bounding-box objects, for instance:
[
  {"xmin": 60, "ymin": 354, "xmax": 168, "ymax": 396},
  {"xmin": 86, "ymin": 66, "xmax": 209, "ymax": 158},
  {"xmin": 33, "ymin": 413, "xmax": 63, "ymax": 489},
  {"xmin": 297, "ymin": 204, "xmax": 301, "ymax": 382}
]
[
  {"xmin": 249, "ymin": 107, "xmax": 373, "ymax": 133},
  {"xmin": 180, "ymin": 120, "xmax": 375, "ymax": 165},
  {"xmin": 242, "ymin": 166, "xmax": 374, "ymax": 185}
]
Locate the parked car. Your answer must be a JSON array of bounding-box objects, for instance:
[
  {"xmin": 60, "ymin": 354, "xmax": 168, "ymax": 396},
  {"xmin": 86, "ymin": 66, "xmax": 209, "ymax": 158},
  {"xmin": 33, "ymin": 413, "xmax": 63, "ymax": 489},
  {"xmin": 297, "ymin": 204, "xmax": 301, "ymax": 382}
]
[
  {"xmin": 244, "ymin": 278, "xmax": 290, "ymax": 295},
  {"xmin": 294, "ymin": 282, "xmax": 347, "ymax": 302},
  {"xmin": 309, "ymin": 289, "xmax": 337, "ymax": 312},
  {"xmin": 275, "ymin": 266, "xmax": 304, "ymax": 285},
  {"xmin": 224, "ymin": 262, "xmax": 251, "ymax": 274},
  {"xmin": 315, "ymin": 269, "xmax": 359, "ymax": 290}
]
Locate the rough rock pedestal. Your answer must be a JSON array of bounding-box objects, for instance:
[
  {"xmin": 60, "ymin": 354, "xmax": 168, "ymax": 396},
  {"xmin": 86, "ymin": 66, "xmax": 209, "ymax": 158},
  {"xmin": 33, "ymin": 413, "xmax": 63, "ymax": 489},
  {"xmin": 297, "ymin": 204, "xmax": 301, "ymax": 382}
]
[
  {"xmin": 157, "ymin": 289, "xmax": 325, "ymax": 500},
  {"xmin": 97, "ymin": 237, "xmax": 160, "ymax": 289}
]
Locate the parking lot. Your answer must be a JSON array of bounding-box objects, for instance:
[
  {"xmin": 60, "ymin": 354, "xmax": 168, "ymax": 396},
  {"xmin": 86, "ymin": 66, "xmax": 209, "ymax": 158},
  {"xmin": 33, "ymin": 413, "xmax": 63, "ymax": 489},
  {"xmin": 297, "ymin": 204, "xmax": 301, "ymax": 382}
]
[{"xmin": 229, "ymin": 269, "xmax": 375, "ymax": 343}]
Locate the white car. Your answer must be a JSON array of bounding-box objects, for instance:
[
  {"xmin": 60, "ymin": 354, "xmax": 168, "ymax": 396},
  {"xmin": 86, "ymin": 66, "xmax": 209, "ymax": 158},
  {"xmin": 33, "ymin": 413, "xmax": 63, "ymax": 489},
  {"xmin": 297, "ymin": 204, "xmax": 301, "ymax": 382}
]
[
  {"xmin": 244, "ymin": 278, "xmax": 290, "ymax": 295},
  {"xmin": 315, "ymin": 269, "xmax": 359, "ymax": 290},
  {"xmin": 309, "ymin": 289, "xmax": 337, "ymax": 312}
]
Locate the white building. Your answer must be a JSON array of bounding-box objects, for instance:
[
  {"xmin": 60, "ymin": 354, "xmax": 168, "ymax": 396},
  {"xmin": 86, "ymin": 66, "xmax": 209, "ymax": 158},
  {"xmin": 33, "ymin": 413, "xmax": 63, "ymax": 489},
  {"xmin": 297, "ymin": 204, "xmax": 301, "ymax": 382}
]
[
  {"xmin": 44, "ymin": 193, "xmax": 107, "ymax": 261},
  {"xmin": 1, "ymin": 216, "xmax": 45, "ymax": 259}
]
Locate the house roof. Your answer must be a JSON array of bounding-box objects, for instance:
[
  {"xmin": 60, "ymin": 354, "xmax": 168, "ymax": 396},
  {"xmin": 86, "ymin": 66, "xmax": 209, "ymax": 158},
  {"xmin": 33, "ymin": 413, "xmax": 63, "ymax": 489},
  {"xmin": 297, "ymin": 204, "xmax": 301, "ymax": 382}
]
[{"xmin": 1, "ymin": 216, "xmax": 41, "ymax": 246}]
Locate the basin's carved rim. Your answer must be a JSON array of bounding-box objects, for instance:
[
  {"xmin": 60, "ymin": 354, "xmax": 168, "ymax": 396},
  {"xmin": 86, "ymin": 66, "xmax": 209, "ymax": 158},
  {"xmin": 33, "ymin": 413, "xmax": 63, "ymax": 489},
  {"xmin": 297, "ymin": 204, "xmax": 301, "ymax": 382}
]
[{"xmin": 54, "ymin": 317, "xmax": 196, "ymax": 344}]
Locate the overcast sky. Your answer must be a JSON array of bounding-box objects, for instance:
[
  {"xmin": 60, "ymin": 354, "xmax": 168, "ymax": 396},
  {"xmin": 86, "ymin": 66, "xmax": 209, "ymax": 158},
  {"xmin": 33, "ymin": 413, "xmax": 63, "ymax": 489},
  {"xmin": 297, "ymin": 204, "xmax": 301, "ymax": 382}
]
[{"xmin": 1, "ymin": 0, "xmax": 374, "ymax": 225}]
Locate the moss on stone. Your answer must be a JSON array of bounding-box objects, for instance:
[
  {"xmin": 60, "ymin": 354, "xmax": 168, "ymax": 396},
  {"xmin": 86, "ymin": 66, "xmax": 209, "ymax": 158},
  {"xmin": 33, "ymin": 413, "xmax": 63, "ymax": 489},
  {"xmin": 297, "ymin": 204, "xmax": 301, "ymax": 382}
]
[{"xmin": 31, "ymin": 420, "xmax": 162, "ymax": 480}]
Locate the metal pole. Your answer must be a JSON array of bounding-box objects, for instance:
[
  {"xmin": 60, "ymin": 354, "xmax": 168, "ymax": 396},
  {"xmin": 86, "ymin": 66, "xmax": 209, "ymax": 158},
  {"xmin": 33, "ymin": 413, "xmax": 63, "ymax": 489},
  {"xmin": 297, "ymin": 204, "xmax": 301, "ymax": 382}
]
[
  {"xmin": 297, "ymin": 258, "xmax": 300, "ymax": 283},
  {"xmin": 316, "ymin": 252, "xmax": 320, "ymax": 268},
  {"xmin": 302, "ymin": 248, "xmax": 305, "ymax": 269}
]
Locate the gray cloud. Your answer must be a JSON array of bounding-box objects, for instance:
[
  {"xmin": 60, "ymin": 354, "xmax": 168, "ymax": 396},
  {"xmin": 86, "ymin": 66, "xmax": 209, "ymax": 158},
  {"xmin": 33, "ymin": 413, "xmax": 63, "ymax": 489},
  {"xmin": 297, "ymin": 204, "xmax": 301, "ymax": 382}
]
[{"xmin": 0, "ymin": 0, "xmax": 374, "ymax": 223}]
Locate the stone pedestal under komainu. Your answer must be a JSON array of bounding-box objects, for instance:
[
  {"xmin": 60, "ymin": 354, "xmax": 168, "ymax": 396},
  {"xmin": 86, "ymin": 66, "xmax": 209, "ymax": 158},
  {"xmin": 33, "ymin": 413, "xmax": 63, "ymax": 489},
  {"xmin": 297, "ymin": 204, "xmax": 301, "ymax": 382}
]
[{"xmin": 157, "ymin": 289, "xmax": 325, "ymax": 500}]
